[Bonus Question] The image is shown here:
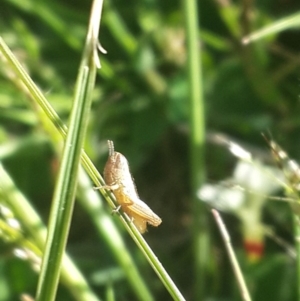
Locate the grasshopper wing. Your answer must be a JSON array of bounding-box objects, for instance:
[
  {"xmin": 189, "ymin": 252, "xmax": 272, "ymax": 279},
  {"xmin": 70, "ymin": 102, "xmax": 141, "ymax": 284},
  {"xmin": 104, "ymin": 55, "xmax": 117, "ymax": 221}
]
[{"xmin": 126, "ymin": 198, "xmax": 162, "ymax": 227}]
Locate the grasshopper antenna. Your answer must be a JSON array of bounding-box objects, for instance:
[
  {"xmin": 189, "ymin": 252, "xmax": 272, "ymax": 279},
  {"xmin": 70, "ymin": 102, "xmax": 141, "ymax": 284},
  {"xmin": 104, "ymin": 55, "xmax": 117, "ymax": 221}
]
[{"xmin": 107, "ymin": 140, "xmax": 115, "ymax": 156}]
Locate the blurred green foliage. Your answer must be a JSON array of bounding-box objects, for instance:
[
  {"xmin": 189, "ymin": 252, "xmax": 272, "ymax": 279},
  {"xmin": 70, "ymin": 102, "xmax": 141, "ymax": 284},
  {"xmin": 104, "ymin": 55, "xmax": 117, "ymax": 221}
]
[{"xmin": 1, "ymin": 0, "xmax": 300, "ymax": 300}]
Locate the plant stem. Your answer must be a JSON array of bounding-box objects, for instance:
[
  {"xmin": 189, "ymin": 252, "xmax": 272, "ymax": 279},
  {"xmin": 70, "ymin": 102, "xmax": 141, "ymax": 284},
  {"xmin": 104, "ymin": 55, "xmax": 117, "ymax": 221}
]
[
  {"xmin": 293, "ymin": 214, "xmax": 300, "ymax": 301},
  {"xmin": 183, "ymin": 0, "xmax": 209, "ymax": 299},
  {"xmin": 212, "ymin": 210, "xmax": 252, "ymax": 301}
]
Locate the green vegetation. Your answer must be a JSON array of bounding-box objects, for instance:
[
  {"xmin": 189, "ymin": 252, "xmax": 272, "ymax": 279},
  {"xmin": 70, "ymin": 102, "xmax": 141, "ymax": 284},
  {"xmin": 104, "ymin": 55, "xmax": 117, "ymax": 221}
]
[{"xmin": 0, "ymin": 0, "xmax": 300, "ymax": 300}]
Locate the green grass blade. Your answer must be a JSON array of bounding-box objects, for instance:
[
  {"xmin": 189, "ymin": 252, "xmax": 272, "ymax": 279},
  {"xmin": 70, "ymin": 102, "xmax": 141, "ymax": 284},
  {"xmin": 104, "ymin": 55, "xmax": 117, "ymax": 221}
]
[
  {"xmin": 35, "ymin": 1, "xmax": 102, "ymax": 300},
  {"xmin": 243, "ymin": 12, "xmax": 300, "ymax": 44},
  {"xmin": 183, "ymin": 0, "xmax": 208, "ymax": 299}
]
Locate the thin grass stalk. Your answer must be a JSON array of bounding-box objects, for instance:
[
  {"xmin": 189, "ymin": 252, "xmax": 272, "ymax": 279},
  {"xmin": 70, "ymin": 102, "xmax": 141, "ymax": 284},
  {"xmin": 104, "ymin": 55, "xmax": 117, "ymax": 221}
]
[
  {"xmin": 212, "ymin": 210, "xmax": 252, "ymax": 301},
  {"xmin": 35, "ymin": 1, "xmax": 103, "ymax": 300},
  {"xmin": 293, "ymin": 214, "xmax": 300, "ymax": 301},
  {"xmin": 182, "ymin": 0, "xmax": 208, "ymax": 299},
  {"xmin": 242, "ymin": 12, "xmax": 300, "ymax": 44}
]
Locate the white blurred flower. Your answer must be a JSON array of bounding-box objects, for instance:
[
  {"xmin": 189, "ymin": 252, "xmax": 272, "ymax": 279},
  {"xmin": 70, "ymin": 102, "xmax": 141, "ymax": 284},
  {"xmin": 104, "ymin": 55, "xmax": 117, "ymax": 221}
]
[
  {"xmin": 198, "ymin": 158, "xmax": 285, "ymax": 261},
  {"xmin": 198, "ymin": 183, "xmax": 244, "ymax": 211},
  {"xmin": 198, "ymin": 159, "xmax": 284, "ymax": 212}
]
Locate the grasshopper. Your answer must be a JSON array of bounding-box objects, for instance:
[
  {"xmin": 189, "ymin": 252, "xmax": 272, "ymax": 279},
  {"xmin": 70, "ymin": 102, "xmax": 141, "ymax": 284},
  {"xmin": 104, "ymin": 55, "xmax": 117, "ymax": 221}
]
[{"xmin": 99, "ymin": 140, "xmax": 162, "ymax": 233}]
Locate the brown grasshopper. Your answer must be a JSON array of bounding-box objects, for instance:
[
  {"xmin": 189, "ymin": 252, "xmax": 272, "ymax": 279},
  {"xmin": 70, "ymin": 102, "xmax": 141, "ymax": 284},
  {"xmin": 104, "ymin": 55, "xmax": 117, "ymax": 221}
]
[{"xmin": 99, "ymin": 140, "xmax": 162, "ymax": 233}]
